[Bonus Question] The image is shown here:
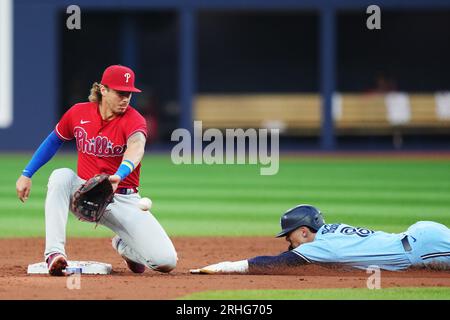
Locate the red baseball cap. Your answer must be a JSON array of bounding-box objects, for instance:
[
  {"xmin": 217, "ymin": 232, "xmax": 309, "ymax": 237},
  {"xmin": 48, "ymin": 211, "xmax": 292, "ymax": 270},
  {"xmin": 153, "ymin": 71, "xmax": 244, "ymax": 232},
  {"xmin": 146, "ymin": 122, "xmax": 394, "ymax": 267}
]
[{"xmin": 101, "ymin": 65, "xmax": 142, "ymax": 93}]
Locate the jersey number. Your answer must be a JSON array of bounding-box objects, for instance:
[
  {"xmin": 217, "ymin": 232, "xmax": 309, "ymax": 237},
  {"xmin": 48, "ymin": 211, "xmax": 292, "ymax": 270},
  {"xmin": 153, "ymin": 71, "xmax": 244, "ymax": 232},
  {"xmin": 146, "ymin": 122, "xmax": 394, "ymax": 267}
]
[{"xmin": 340, "ymin": 226, "xmax": 374, "ymax": 237}]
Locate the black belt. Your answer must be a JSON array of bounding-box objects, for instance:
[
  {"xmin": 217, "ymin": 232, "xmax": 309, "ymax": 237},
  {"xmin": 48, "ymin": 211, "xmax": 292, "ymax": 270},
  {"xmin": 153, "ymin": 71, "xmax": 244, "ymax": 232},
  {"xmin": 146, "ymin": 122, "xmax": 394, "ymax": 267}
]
[{"xmin": 401, "ymin": 235, "xmax": 412, "ymax": 252}]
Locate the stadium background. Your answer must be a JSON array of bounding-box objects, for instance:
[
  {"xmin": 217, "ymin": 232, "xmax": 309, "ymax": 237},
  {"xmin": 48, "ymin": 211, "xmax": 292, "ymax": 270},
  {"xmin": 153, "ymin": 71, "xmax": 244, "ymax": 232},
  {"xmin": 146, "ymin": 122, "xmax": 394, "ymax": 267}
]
[
  {"xmin": 2, "ymin": 0, "xmax": 450, "ymax": 151},
  {"xmin": 0, "ymin": 0, "xmax": 450, "ymax": 300}
]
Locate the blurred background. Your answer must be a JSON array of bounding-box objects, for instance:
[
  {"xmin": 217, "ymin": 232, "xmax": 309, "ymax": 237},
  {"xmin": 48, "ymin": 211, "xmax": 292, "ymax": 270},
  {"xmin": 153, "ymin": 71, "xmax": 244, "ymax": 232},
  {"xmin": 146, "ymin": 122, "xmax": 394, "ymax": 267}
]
[{"xmin": 1, "ymin": 0, "xmax": 450, "ymax": 152}]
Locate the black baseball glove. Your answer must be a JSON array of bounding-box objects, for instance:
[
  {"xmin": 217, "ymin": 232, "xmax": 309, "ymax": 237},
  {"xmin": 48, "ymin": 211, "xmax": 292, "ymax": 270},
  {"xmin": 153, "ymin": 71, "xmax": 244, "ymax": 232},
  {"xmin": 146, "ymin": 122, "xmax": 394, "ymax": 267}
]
[{"xmin": 71, "ymin": 174, "xmax": 114, "ymax": 223}]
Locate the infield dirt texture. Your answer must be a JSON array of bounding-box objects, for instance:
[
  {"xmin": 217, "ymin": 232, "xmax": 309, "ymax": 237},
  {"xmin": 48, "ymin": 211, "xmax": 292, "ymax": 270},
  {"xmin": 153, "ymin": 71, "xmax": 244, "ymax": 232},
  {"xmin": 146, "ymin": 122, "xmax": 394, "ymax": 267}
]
[{"xmin": 0, "ymin": 153, "xmax": 449, "ymax": 299}]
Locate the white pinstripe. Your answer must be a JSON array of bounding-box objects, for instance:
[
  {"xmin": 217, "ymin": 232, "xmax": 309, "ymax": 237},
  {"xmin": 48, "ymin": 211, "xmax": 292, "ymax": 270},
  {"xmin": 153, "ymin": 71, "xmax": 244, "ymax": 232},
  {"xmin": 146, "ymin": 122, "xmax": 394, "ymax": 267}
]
[{"xmin": 55, "ymin": 124, "xmax": 71, "ymax": 141}]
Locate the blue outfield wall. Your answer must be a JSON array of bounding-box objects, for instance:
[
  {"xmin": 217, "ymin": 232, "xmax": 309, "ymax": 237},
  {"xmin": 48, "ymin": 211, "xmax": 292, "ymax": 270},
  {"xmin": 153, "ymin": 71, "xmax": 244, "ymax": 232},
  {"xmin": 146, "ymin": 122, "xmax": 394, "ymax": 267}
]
[
  {"xmin": 3, "ymin": 0, "xmax": 450, "ymax": 151},
  {"xmin": 6, "ymin": 2, "xmax": 59, "ymax": 151}
]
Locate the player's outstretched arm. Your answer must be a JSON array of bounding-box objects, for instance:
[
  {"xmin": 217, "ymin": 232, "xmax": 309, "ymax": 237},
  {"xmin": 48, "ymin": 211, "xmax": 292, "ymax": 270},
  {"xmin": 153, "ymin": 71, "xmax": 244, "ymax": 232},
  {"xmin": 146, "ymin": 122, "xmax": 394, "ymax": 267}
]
[
  {"xmin": 16, "ymin": 131, "xmax": 64, "ymax": 202},
  {"xmin": 110, "ymin": 131, "xmax": 146, "ymax": 191},
  {"xmin": 190, "ymin": 251, "xmax": 308, "ymax": 275},
  {"xmin": 122, "ymin": 131, "xmax": 146, "ymax": 168}
]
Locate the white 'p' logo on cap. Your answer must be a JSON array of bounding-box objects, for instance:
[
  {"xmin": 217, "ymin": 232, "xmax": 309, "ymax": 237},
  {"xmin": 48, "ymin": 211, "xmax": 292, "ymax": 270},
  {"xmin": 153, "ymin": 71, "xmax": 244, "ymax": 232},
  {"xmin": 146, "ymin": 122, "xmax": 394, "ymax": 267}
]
[{"xmin": 124, "ymin": 73, "xmax": 131, "ymax": 83}]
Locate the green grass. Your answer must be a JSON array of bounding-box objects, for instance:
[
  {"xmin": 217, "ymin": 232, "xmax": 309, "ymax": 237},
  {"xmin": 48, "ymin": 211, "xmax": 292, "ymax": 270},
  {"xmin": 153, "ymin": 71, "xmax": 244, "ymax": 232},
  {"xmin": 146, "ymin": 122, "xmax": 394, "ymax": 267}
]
[
  {"xmin": 2, "ymin": 154, "xmax": 449, "ymax": 299},
  {"xmin": 1, "ymin": 153, "xmax": 450, "ymax": 237},
  {"xmin": 180, "ymin": 287, "xmax": 450, "ymax": 300}
]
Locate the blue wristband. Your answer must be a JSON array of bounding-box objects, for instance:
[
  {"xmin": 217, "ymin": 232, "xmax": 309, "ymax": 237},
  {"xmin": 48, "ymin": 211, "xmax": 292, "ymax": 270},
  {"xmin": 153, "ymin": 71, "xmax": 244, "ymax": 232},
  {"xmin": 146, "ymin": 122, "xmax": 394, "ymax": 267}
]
[{"xmin": 115, "ymin": 160, "xmax": 135, "ymax": 181}]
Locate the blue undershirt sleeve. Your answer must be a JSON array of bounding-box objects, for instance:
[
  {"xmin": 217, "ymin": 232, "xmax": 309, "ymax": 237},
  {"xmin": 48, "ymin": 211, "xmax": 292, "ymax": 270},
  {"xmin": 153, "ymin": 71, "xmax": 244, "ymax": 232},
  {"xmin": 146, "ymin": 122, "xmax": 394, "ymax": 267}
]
[
  {"xmin": 22, "ymin": 131, "xmax": 64, "ymax": 178},
  {"xmin": 247, "ymin": 251, "xmax": 309, "ymax": 273}
]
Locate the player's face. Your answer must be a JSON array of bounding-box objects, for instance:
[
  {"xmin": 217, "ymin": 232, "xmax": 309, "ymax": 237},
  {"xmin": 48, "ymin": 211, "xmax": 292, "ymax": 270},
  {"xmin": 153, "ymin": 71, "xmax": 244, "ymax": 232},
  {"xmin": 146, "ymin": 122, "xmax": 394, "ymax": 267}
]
[
  {"xmin": 103, "ymin": 87, "xmax": 132, "ymax": 115},
  {"xmin": 286, "ymin": 227, "xmax": 311, "ymax": 249}
]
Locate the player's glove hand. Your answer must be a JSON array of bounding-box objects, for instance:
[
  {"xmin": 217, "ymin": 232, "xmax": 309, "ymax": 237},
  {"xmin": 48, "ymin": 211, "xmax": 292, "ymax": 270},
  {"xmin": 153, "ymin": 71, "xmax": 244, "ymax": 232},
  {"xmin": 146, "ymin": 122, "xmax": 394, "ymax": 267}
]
[
  {"xmin": 190, "ymin": 260, "xmax": 249, "ymax": 274},
  {"xmin": 71, "ymin": 174, "xmax": 114, "ymax": 223}
]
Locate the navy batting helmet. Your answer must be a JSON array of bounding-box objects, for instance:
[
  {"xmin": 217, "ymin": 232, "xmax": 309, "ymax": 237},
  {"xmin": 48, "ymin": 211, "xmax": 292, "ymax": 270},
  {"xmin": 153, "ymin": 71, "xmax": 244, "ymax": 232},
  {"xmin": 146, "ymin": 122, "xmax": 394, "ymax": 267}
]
[{"xmin": 276, "ymin": 204, "xmax": 325, "ymax": 238}]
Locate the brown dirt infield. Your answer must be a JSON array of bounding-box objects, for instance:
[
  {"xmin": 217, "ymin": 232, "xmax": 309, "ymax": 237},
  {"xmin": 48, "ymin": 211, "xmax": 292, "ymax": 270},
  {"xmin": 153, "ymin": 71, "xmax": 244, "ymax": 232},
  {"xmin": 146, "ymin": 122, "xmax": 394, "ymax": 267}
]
[{"xmin": 0, "ymin": 237, "xmax": 449, "ymax": 299}]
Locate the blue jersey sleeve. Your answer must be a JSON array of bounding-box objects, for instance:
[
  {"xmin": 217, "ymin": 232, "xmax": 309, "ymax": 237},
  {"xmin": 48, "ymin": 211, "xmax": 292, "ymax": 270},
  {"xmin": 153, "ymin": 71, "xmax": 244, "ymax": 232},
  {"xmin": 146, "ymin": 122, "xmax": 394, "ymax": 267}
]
[{"xmin": 22, "ymin": 131, "xmax": 64, "ymax": 178}]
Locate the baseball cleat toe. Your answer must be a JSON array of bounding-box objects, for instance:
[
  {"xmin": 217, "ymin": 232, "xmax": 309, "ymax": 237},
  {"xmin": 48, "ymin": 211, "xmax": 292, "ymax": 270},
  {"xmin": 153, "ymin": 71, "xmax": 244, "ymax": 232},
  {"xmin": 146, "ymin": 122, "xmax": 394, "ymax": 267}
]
[{"xmin": 47, "ymin": 253, "xmax": 68, "ymax": 276}]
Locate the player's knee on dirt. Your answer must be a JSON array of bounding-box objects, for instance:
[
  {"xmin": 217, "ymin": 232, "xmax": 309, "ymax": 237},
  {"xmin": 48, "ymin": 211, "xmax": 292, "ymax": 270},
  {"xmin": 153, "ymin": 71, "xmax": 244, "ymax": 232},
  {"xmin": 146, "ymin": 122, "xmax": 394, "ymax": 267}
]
[
  {"xmin": 48, "ymin": 168, "xmax": 76, "ymax": 190},
  {"xmin": 153, "ymin": 264, "xmax": 175, "ymax": 273},
  {"xmin": 149, "ymin": 252, "xmax": 177, "ymax": 273}
]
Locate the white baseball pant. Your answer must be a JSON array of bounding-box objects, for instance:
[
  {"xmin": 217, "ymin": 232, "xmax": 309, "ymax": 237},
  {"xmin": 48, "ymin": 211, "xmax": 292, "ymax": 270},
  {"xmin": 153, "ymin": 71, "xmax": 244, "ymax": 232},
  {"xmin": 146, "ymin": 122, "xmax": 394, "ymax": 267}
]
[{"xmin": 44, "ymin": 168, "xmax": 177, "ymax": 272}]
